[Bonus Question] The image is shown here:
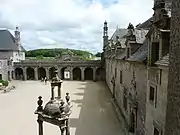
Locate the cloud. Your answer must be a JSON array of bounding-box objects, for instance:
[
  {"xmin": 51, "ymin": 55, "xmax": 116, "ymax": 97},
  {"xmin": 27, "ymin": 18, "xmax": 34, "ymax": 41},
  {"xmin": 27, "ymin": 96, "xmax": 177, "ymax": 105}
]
[{"xmin": 0, "ymin": 0, "xmax": 153, "ymax": 53}]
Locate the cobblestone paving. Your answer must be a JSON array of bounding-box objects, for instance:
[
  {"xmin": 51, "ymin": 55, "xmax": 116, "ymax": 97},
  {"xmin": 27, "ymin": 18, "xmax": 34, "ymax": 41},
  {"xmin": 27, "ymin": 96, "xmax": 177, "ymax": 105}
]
[{"xmin": 0, "ymin": 81, "xmax": 125, "ymax": 135}]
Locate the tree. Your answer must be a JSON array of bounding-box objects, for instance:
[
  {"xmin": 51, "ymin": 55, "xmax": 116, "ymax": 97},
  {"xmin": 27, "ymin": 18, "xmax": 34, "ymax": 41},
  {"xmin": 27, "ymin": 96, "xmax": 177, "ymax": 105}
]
[
  {"xmin": 36, "ymin": 55, "xmax": 44, "ymax": 60},
  {"xmin": 95, "ymin": 52, "xmax": 102, "ymax": 57}
]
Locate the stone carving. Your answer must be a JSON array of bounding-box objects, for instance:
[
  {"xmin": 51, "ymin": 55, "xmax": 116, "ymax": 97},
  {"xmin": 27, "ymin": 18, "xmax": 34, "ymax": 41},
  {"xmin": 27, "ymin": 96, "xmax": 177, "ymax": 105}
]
[
  {"xmin": 128, "ymin": 71, "xmax": 138, "ymax": 108},
  {"xmin": 35, "ymin": 70, "xmax": 72, "ymax": 135}
]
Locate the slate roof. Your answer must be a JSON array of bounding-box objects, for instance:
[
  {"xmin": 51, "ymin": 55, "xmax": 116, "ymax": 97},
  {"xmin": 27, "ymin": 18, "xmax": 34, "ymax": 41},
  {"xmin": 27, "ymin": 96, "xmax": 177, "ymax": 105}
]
[
  {"xmin": 134, "ymin": 29, "xmax": 149, "ymax": 44},
  {"xmin": 127, "ymin": 39, "xmax": 148, "ymax": 62},
  {"xmin": 136, "ymin": 17, "xmax": 153, "ymax": 29},
  {"xmin": 110, "ymin": 28, "xmax": 128, "ymax": 48},
  {"xmin": 115, "ymin": 50, "xmax": 126, "ymax": 60},
  {"xmin": 0, "ymin": 30, "xmax": 25, "ymax": 51},
  {"xmin": 155, "ymin": 54, "xmax": 169, "ymax": 66}
]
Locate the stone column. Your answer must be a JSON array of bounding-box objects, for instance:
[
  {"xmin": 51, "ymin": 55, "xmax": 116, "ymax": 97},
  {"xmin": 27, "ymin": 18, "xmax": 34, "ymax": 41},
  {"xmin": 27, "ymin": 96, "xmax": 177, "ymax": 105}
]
[
  {"xmin": 34, "ymin": 67, "xmax": 38, "ymax": 80},
  {"xmin": 51, "ymin": 87, "xmax": 54, "ymax": 100},
  {"xmin": 93, "ymin": 67, "xmax": 96, "ymax": 81},
  {"xmin": 70, "ymin": 67, "xmax": 73, "ymax": 81},
  {"xmin": 45, "ymin": 68, "xmax": 49, "ymax": 80},
  {"xmin": 59, "ymin": 67, "xmax": 62, "ymax": 79},
  {"xmin": 58, "ymin": 67, "xmax": 62, "ymax": 79},
  {"xmin": 81, "ymin": 68, "xmax": 85, "ymax": 81},
  {"xmin": 23, "ymin": 67, "xmax": 27, "ymax": 80},
  {"xmin": 37, "ymin": 117, "xmax": 43, "ymax": 135}
]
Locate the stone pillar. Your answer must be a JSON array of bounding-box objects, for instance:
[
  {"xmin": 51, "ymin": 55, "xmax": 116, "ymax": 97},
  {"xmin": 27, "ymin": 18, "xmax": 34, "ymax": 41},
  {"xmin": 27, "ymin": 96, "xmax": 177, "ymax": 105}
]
[
  {"xmin": 23, "ymin": 67, "xmax": 27, "ymax": 80},
  {"xmin": 59, "ymin": 67, "xmax": 62, "ymax": 79},
  {"xmin": 58, "ymin": 67, "xmax": 62, "ymax": 79},
  {"xmin": 34, "ymin": 67, "xmax": 38, "ymax": 80},
  {"xmin": 81, "ymin": 68, "xmax": 85, "ymax": 81},
  {"xmin": 37, "ymin": 117, "xmax": 43, "ymax": 135},
  {"xmin": 58, "ymin": 83, "xmax": 62, "ymax": 98},
  {"xmin": 45, "ymin": 68, "xmax": 49, "ymax": 80},
  {"xmin": 51, "ymin": 87, "xmax": 54, "ymax": 100},
  {"xmin": 70, "ymin": 67, "xmax": 73, "ymax": 81},
  {"xmin": 93, "ymin": 67, "xmax": 96, "ymax": 81}
]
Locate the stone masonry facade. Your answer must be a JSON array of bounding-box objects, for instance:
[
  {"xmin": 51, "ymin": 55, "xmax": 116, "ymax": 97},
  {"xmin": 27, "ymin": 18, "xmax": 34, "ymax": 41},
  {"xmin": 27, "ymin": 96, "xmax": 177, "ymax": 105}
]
[
  {"xmin": 102, "ymin": 0, "xmax": 172, "ymax": 135},
  {"xmin": 13, "ymin": 60, "xmax": 105, "ymax": 81}
]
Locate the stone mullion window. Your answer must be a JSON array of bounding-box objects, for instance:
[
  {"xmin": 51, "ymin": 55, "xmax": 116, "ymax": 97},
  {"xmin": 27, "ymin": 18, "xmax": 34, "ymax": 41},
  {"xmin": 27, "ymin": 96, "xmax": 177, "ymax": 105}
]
[
  {"xmin": 123, "ymin": 88, "xmax": 128, "ymax": 111},
  {"xmin": 149, "ymin": 85, "xmax": 158, "ymax": 108},
  {"xmin": 120, "ymin": 70, "xmax": 123, "ymax": 84}
]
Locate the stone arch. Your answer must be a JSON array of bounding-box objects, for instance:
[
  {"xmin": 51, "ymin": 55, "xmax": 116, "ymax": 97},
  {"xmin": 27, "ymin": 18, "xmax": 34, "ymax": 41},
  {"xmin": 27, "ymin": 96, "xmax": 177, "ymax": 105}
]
[
  {"xmin": 61, "ymin": 67, "xmax": 67, "ymax": 79},
  {"xmin": 38, "ymin": 67, "xmax": 46, "ymax": 80},
  {"xmin": 0, "ymin": 74, "xmax": 2, "ymax": 80},
  {"xmin": 84, "ymin": 67, "xmax": 93, "ymax": 80},
  {"xmin": 26, "ymin": 67, "xmax": 35, "ymax": 80},
  {"xmin": 73, "ymin": 67, "xmax": 81, "ymax": 80},
  {"xmin": 95, "ymin": 67, "xmax": 105, "ymax": 81},
  {"xmin": 49, "ymin": 67, "xmax": 57, "ymax": 79},
  {"xmin": 11, "ymin": 71, "xmax": 14, "ymax": 79},
  {"xmin": 15, "ymin": 67, "xmax": 23, "ymax": 80},
  {"xmin": 8, "ymin": 71, "xmax": 10, "ymax": 80}
]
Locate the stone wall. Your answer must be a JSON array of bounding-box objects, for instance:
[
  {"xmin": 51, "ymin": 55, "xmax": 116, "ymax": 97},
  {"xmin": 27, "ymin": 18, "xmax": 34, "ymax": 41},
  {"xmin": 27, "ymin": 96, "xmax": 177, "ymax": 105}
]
[
  {"xmin": 0, "ymin": 59, "xmax": 14, "ymax": 80},
  {"xmin": 164, "ymin": 0, "xmax": 180, "ymax": 134},
  {"xmin": 145, "ymin": 67, "xmax": 168, "ymax": 135},
  {"xmin": 105, "ymin": 58, "xmax": 147, "ymax": 135}
]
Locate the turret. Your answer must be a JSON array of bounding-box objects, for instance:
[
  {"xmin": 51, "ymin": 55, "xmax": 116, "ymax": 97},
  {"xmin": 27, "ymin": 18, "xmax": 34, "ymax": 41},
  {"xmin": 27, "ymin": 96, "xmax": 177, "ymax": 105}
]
[
  {"xmin": 103, "ymin": 20, "xmax": 108, "ymax": 51},
  {"xmin": 14, "ymin": 26, "xmax": 21, "ymax": 51}
]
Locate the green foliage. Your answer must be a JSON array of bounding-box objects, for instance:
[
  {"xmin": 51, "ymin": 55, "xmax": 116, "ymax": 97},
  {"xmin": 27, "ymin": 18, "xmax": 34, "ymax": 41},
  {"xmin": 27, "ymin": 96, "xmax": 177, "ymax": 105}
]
[
  {"xmin": 95, "ymin": 52, "xmax": 102, "ymax": 57},
  {"xmin": 25, "ymin": 48, "xmax": 94, "ymax": 60},
  {"xmin": 36, "ymin": 55, "xmax": 44, "ymax": 60},
  {"xmin": 0, "ymin": 80, "xmax": 9, "ymax": 86}
]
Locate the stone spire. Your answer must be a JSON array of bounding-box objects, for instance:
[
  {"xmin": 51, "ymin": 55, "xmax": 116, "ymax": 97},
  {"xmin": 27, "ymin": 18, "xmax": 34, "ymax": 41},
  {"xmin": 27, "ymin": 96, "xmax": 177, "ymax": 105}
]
[
  {"xmin": 14, "ymin": 26, "xmax": 21, "ymax": 51},
  {"xmin": 103, "ymin": 20, "xmax": 108, "ymax": 51},
  {"xmin": 164, "ymin": 0, "xmax": 180, "ymax": 135}
]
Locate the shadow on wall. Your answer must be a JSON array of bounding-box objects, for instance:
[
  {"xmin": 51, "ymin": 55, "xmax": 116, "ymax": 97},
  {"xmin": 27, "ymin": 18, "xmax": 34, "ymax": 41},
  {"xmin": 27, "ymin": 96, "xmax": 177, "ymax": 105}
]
[{"xmin": 70, "ymin": 81, "xmax": 122, "ymax": 135}]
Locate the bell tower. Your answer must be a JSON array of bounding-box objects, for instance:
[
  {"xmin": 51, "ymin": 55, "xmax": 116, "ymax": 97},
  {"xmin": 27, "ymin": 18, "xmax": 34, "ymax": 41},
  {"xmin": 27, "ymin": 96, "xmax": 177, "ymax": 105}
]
[
  {"xmin": 14, "ymin": 26, "xmax": 21, "ymax": 51},
  {"xmin": 103, "ymin": 20, "xmax": 108, "ymax": 51}
]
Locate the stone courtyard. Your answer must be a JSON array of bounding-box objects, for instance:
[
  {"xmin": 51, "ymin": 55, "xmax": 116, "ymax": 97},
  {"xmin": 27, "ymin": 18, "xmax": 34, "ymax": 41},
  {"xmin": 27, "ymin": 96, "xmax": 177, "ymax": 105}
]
[{"xmin": 0, "ymin": 80, "xmax": 125, "ymax": 135}]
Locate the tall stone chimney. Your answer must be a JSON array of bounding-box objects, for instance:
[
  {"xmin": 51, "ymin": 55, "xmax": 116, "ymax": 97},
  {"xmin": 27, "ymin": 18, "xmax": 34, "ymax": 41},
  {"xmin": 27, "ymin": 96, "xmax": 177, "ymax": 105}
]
[{"xmin": 164, "ymin": 0, "xmax": 180, "ymax": 135}]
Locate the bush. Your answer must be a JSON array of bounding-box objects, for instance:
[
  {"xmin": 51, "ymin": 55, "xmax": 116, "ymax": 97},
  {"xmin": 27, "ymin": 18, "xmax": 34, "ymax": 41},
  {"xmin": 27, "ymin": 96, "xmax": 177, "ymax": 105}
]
[{"xmin": 0, "ymin": 80, "xmax": 9, "ymax": 86}]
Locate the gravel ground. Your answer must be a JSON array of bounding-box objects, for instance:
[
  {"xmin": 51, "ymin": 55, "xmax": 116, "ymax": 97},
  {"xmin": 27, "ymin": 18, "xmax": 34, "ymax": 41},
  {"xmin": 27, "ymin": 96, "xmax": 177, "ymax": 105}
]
[{"xmin": 0, "ymin": 80, "xmax": 125, "ymax": 135}]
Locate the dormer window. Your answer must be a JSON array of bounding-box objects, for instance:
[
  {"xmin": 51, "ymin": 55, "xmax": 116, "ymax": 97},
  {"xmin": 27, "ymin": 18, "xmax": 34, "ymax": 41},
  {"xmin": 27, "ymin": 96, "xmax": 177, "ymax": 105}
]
[{"xmin": 149, "ymin": 42, "xmax": 159, "ymax": 65}]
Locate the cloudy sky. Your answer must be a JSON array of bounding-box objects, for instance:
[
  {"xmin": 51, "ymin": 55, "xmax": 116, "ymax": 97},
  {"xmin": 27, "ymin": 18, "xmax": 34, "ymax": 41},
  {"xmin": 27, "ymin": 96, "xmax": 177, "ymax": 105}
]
[{"xmin": 0, "ymin": 0, "xmax": 153, "ymax": 53}]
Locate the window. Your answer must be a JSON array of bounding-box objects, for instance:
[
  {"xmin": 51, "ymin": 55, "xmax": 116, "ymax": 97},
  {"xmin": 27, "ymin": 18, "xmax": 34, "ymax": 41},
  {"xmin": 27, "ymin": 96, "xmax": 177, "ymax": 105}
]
[
  {"xmin": 115, "ymin": 68, "xmax": 117, "ymax": 78},
  {"xmin": 149, "ymin": 86, "xmax": 155, "ymax": 101},
  {"xmin": 123, "ymin": 88, "xmax": 127, "ymax": 110},
  {"xmin": 154, "ymin": 127, "xmax": 160, "ymax": 135},
  {"xmin": 7, "ymin": 60, "xmax": 10, "ymax": 66},
  {"xmin": 120, "ymin": 70, "xmax": 123, "ymax": 84},
  {"xmin": 150, "ymin": 42, "xmax": 160, "ymax": 65},
  {"xmin": 159, "ymin": 69, "xmax": 162, "ymax": 85},
  {"xmin": 149, "ymin": 85, "xmax": 158, "ymax": 108},
  {"xmin": 127, "ymin": 48, "xmax": 130, "ymax": 58}
]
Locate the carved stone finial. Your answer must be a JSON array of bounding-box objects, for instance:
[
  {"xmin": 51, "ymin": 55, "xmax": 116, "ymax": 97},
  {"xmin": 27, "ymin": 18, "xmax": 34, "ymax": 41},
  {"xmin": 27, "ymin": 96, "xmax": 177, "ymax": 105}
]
[{"xmin": 37, "ymin": 96, "xmax": 43, "ymax": 111}]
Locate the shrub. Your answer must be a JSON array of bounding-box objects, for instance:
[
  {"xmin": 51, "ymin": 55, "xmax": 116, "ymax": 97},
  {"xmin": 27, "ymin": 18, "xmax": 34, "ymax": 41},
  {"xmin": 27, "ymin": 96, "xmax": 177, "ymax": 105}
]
[
  {"xmin": 3, "ymin": 80, "xmax": 8, "ymax": 86},
  {"xmin": 0, "ymin": 80, "xmax": 9, "ymax": 86}
]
